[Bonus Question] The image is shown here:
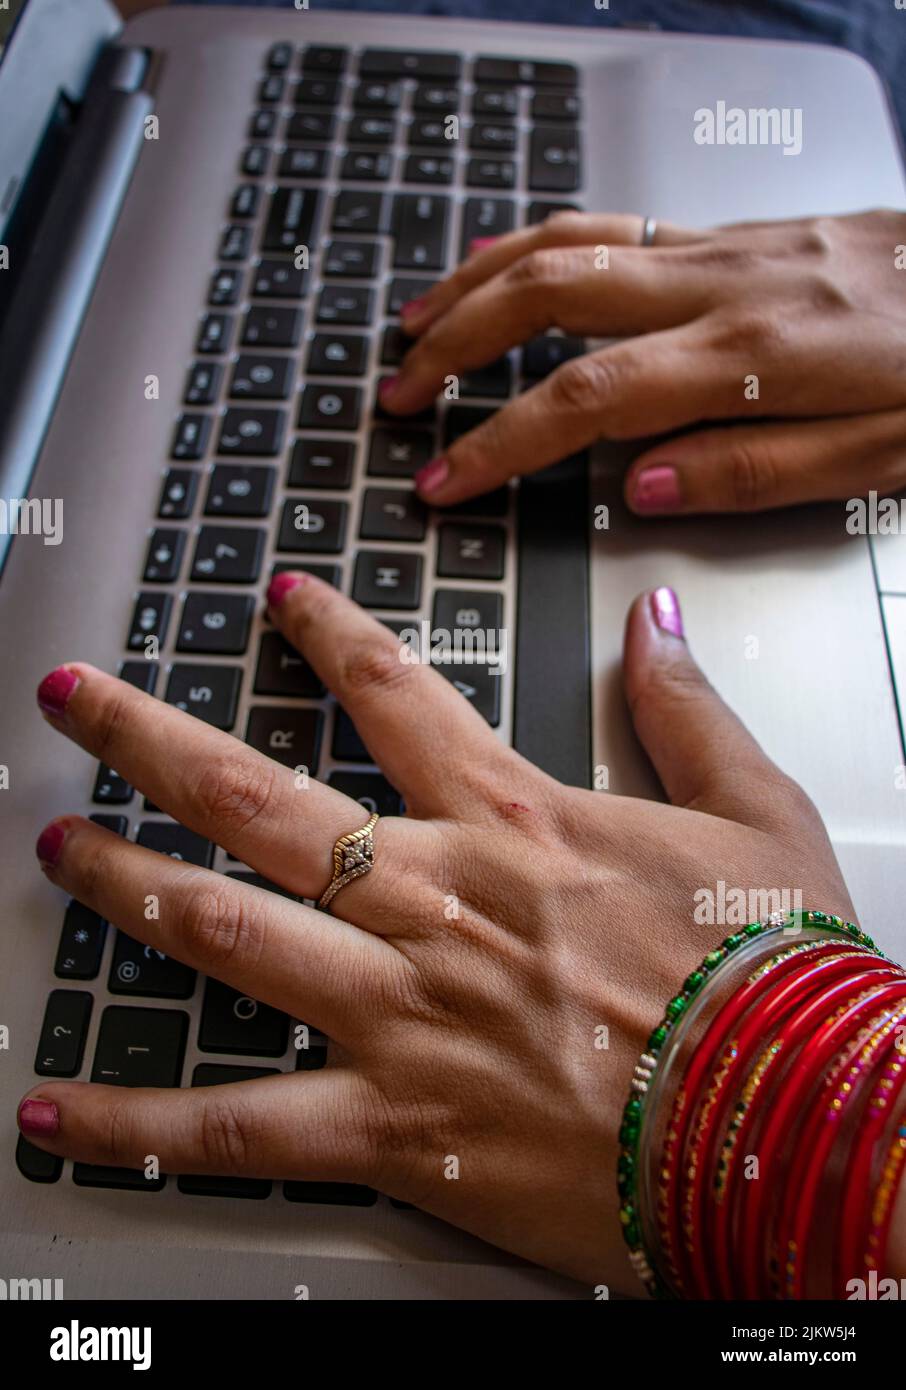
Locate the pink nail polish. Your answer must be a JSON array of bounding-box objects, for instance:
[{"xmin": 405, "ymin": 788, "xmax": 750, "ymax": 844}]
[
  {"xmin": 631, "ymin": 465, "xmax": 681, "ymax": 514},
  {"xmin": 415, "ymin": 457, "xmax": 449, "ymax": 494},
  {"xmin": 469, "ymin": 236, "xmax": 498, "ymax": 253},
  {"xmin": 651, "ymin": 587, "xmax": 685, "ymax": 639},
  {"xmin": 400, "ymin": 296, "xmax": 429, "ymax": 320},
  {"xmin": 18, "ymin": 1098, "xmax": 59, "ymax": 1138},
  {"xmin": 267, "ymin": 572, "xmax": 306, "ymax": 610},
  {"xmin": 378, "ymin": 375, "xmax": 399, "ymax": 401},
  {"xmin": 37, "ymin": 666, "xmax": 79, "ymax": 717},
  {"xmin": 36, "ymin": 822, "xmax": 66, "ymax": 867}
]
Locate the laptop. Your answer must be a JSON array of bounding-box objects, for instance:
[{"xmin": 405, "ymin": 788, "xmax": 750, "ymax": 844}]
[{"xmin": 1, "ymin": 0, "xmax": 905, "ymax": 1300}]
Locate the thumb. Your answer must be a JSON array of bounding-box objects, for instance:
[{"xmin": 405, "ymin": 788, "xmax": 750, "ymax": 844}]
[
  {"xmin": 622, "ymin": 588, "xmax": 799, "ymax": 831},
  {"xmin": 623, "ymin": 410, "xmax": 906, "ymax": 515}
]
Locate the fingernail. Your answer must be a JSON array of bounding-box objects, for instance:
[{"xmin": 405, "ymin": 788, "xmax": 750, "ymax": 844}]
[
  {"xmin": 36, "ymin": 821, "xmax": 66, "ymax": 867},
  {"xmin": 378, "ymin": 375, "xmax": 400, "ymax": 401},
  {"xmin": 631, "ymin": 465, "xmax": 681, "ymax": 514},
  {"xmin": 651, "ymin": 587, "xmax": 684, "ymax": 639},
  {"xmin": 415, "ymin": 457, "xmax": 449, "ymax": 495},
  {"xmin": 400, "ymin": 296, "xmax": 429, "ymax": 320},
  {"xmin": 37, "ymin": 666, "xmax": 79, "ymax": 717},
  {"xmin": 267, "ymin": 572, "xmax": 306, "ymax": 610},
  {"xmin": 18, "ymin": 1098, "xmax": 60, "ymax": 1138},
  {"xmin": 469, "ymin": 237, "xmax": 498, "ymax": 253}
]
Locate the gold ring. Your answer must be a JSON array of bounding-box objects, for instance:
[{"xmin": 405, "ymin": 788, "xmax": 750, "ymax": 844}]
[{"xmin": 317, "ymin": 812, "xmax": 380, "ymax": 912}]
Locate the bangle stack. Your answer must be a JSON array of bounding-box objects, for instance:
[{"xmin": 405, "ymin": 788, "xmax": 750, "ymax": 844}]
[{"xmin": 617, "ymin": 909, "xmax": 906, "ymax": 1299}]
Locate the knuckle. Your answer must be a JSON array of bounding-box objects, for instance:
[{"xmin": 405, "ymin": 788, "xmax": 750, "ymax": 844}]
[
  {"xmin": 547, "ymin": 354, "xmax": 618, "ymax": 419},
  {"xmin": 93, "ymin": 686, "xmax": 135, "ymax": 769},
  {"xmin": 506, "ymin": 247, "xmax": 576, "ymax": 289},
  {"xmin": 539, "ymin": 209, "xmax": 589, "ymax": 240},
  {"xmin": 686, "ymin": 240, "xmax": 762, "ymax": 277},
  {"xmin": 629, "ymin": 661, "xmax": 708, "ymax": 726},
  {"xmin": 338, "ymin": 638, "xmax": 409, "ymax": 700},
  {"xmin": 104, "ymin": 1095, "xmax": 138, "ymax": 1168},
  {"xmin": 726, "ymin": 440, "xmax": 777, "ymax": 511},
  {"xmin": 180, "ymin": 883, "xmax": 266, "ymax": 972},
  {"xmin": 190, "ymin": 757, "xmax": 278, "ymax": 839},
  {"xmin": 717, "ymin": 308, "xmax": 790, "ymax": 358},
  {"xmin": 196, "ymin": 1092, "xmax": 256, "ymax": 1172},
  {"xmin": 77, "ymin": 832, "xmax": 123, "ymax": 908},
  {"xmin": 800, "ymin": 271, "xmax": 851, "ymax": 314},
  {"xmin": 796, "ymin": 217, "xmax": 835, "ymax": 259}
]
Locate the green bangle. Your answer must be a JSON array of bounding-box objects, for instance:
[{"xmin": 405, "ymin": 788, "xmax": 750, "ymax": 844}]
[{"xmin": 616, "ymin": 909, "xmax": 879, "ymax": 1298}]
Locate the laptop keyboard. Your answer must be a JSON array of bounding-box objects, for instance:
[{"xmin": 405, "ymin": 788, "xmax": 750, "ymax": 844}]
[{"xmin": 18, "ymin": 42, "xmax": 585, "ymax": 1200}]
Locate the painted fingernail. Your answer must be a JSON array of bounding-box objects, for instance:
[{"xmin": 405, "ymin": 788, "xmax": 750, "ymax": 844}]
[
  {"xmin": 469, "ymin": 236, "xmax": 498, "ymax": 253},
  {"xmin": 267, "ymin": 572, "xmax": 306, "ymax": 610},
  {"xmin": 400, "ymin": 296, "xmax": 429, "ymax": 320},
  {"xmin": 631, "ymin": 465, "xmax": 681, "ymax": 514},
  {"xmin": 37, "ymin": 666, "xmax": 79, "ymax": 717},
  {"xmin": 414, "ymin": 457, "xmax": 449, "ymax": 494},
  {"xmin": 36, "ymin": 821, "xmax": 66, "ymax": 867},
  {"xmin": 651, "ymin": 587, "xmax": 685, "ymax": 639},
  {"xmin": 378, "ymin": 375, "xmax": 400, "ymax": 401},
  {"xmin": 18, "ymin": 1098, "xmax": 60, "ymax": 1138}
]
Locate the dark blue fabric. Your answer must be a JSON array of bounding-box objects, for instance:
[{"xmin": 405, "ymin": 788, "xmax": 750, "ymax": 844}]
[{"xmin": 172, "ymin": 0, "xmax": 906, "ymax": 144}]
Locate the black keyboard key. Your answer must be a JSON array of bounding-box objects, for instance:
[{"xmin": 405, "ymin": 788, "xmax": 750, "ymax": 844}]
[
  {"xmin": 353, "ymin": 80, "xmax": 402, "ymax": 111},
  {"xmin": 254, "ymin": 631, "xmax": 324, "ymax": 698},
  {"xmin": 295, "ymin": 76, "xmax": 341, "ymax": 106},
  {"xmin": 56, "ymin": 900, "xmax": 106, "ymax": 978},
  {"xmin": 392, "ymin": 192, "xmax": 449, "ymax": 270},
  {"xmin": 259, "ymin": 74, "xmax": 285, "ymax": 104},
  {"xmin": 296, "ymin": 1040, "xmax": 328, "ymax": 1072},
  {"xmin": 437, "ymin": 522, "xmax": 505, "ymax": 580},
  {"xmin": 137, "ymin": 821, "xmax": 214, "ymax": 867},
  {"xmin": 341, "ymin": 150, "xmax": 393, "ymax": 182},
  {"xmin": 474, "ymin": 57, "xmax": 578, "ymax": 87},
  {"xmin": 165, "ymin": 663, "xmax": 243, "ymax": 730},
  {"xmin": 529, "ymin": 125, "xmax": 580, "ymax": 192},
  {"xmin": 331, "ymin": 190, "xmax": 386, "ymax": 233},
  {"xmin": 230, "ymin": 354, "xmax": 293, "ymax": 400},
  {"xmin": 197, "ymin": 312, "xmax": 233, "ymax": 354},
  {"xmin": 360, "ymin": 486, "xmax": 427, "ymax": 542},
  {"xmin": 433, "ymin": 588, "xmax": 503, "ymax": 633},
  {"xmin": 332, "ymin": 709, "xmax": 370, "ymax": 761},
  {"xmin": 532, "ymin": 91, "xmax": 580, "ymax": 121},
  {"xmin": 473, "ymin": 87, "xmax": 519, "ymax": 117},
  {"xmin": 316, "ymin": 285, "xmax": 374, "ymax": 326},
  {"xmin": 250, "ymin": 108, "xmax": 278, "ymax": 138},
  {"xmin": 177, "ymin": 592, "xmax": 254, "ymax": 655},
  {"xmin": 35, "ymin": 990, "xmax": 92, "ymax": 1076},
  {"xmin": 380, "ymin": 324, "xmax": 409, "ymax": 367},
  {"xmin": 289, "ymin": 438, "xmax": 355, "ymax": 488},
  {"xmin": 178, "ymin": 1064, "xmax": 279, "ymax": 1200},
  {"xmin": 461, "ymin": 357, "xmax": 513, "ymax": 398},
  {"xmin": 408, "ymin": 117, "xmax": 454, "ymax": 148},
  {"xmin": 243, "ymin": 305, "xmax": 302, "ymax": 349},
  {"xmin": 205, "ymin": 463, "xmax": 276, "ymax": 518},
  {"xmin": 262, "ymin": 186, "xmax": 321, "ymax": 253},
  {"xmin": 443, "ymin": 404, "xmax": 495, "ymax": 447},
  {"xmin": 185, "ymin": 359, "xmax": 223, "ymax": 403},
  {"xmin": 251, "ymin": 257, "xmax": 308, "ymax": 299},
  {"xmin": 323, "ymin": 239, "xmax": 380, "ymax": 277},
  {"xmin": 277, "ymin": 496, "xmax": 348, "ymax": 553},
  {"xmin": 327, "ymin": 771, "xmax": 403, "ymax": 817},
  {"xmin": 278, "ymin": 146, "xmax": 330, "ymax": 179},
  {"xmin": 307, "ymin": 332, "xmax": 368, "ymax": 376},
  {"xmin": 271, "ymin": 561, "xmax": 341, "ymax": 588},
  {"xmin": 470, "ymin": 122, "xmax": 518, "ymax": 153},
  {"xmin": 386, "ymin": 275, "xmax": 437, "ymax": 316},
  {"xmin": 302, "ymin": 45, "xmax": 347, "ymax": 75},
  {"xmin": 89, "ymin": 813, "xmax": 129, "ymax": 833},
  {"xmin": 171, "ymin": 413, "xmax": 212, "ymax": 461},
  {"xmin": 360, "ymin": 49, "xmax": 460, "ymax": 80},
  {"xmin": 231, "ymin": 183, "xmax": 261, "ymax": 219},
  {"xmin": 298, "ymin": 383, "xmax": 361, "ymax": 430},
  {"xmin": 199, "ymin": 978, "xmax": 290, "ymax": 1057},
  {"xmin": 142, "ymin": 527, "xmax": 185, "ymax": 583},
  {"xmin": 16, "ymin": 1136, "xmax": 62, "ymax": 1184},
  {"xmin": 522, "ymin": 333, "xmax": 586, "ymax": 379},
  {"xmin": 460, "ymin": 197, "xmax": 515, "ymax": 255},
  {"xmin": 109, "ymin": 933, "xmax": 196, "ymax": 999},
  {"xmin": 242, "ymin": 143, "xmax": 271, "ymax": 177},
  {"xmin": 158, "ymin": 467, "xmax": 199, "ymax": 520},
  {"xmin": 403, "ymin": 153, "xmax": 454, "ymax": 185},
  {"xmin": 449, "ymin": 487, "xmax": 510, "ymax": 518},
  {"xmin": 286, "ymin": 109, "xmax": 336, "ymax": 142},
  {"xmin": 436, "ymin": 662, "xmax": 501, "ymax": 726},
  {"xmin": 127, "ymin": 591, "xmax": 172, "ymax": 651},
  {"xmin": 218, "ymin": 406, "xmax": 285, "ymax": 456},
  {"xmin": 467, "ymin": 158, "xmax": 516, "ymax": 189},
  {"xmin": 191, "ymin": 526, "xmax": 265, "ymax": 584},
  {"xmin": 346, "ymin": 114, "xmax": 395, "ymax": 146},
  {"xmin": 268, "ymin": 41, "xmax": 294, "ymax": 72},
  {"xmin": 413, "ymin": 82, "xmax": 459, "ymax": 112},
  {"xmin": 208, "ymin": 267, "xmax": 242, "ymax": 307},
  {"xmin": 219, "ymin": 224, "xmax": 251, "ymax": 261},
  {"xmin": 352, "ymin": 551, "xmax": 422, "ymax": 609},
  {"xmin": 285, "ymin": 1179, "xmax": 377, "ymax": 1206},
  {"xmin": 367, "ymin": 427, "xmax": 434, "ymax": 478},
  {"xmin": 245, "ymin": 706, "xmax": 323, "ymax": 771},
  {"xmin": 119, "ymin": 661, "xmax": 157, "ymax": 694},
  {"xmin": 93, "ymin": 764, "xmax": 132, "ymax": 805}
]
